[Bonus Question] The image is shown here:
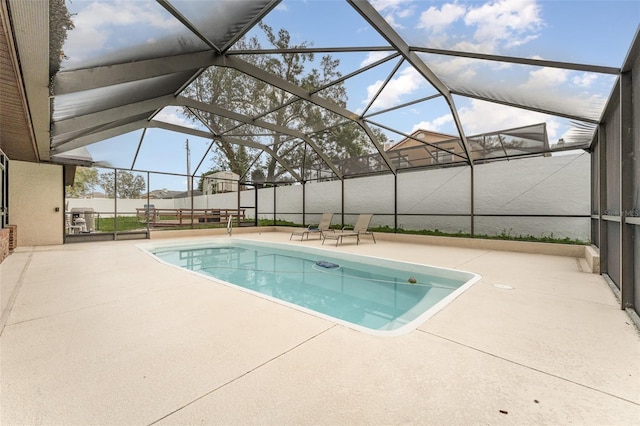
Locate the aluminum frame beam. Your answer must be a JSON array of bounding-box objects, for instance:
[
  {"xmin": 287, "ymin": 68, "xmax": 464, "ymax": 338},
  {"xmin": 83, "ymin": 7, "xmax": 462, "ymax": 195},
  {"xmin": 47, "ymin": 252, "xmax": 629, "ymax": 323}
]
[
  {"xmin": 177, "ymin": 97, "xmax": 343, "ymax": 179},
  {"xmin": 411, "ymin": 46, "xmax": 620, "ymax": 75},
  {"xmin": 347, "ymin": 0, "xmax": 474, "ymax": 167},
  {"xmin": 212, "ymin": 55, "xmax": 397, "ymax": 174},
  {"xmin": 453, "ymin": 90, "xmax": 601, "ymax": 124},
  {"xmin": 53, "ymin": 51, "xmax": 216, "ymax": 95},
  {"xmin": 52, "ymin": 95, "xmax": 177, "ymax": 137}
]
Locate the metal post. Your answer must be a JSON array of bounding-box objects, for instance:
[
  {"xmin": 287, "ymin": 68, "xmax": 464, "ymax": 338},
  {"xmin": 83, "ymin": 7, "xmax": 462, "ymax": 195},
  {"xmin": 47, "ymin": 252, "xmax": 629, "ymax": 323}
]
[
  {"xmin": 470, "ymin": 166, "xmax": 475, "ymax": 236},
  {"xmin": 302, "ymin": 182, "xmax": 306, "ymax": 227},
  {"xmin": 273, "ymin": 184, "xmax": 276, "ymax": 226},
  {"xmin": 113, "ymin": 169, "xmax": 118, "ymax": 240},
  {"xmin": 598, "ymin": 125, "xmax": 607, "ymax": 275},
  {"xmin": 254, "ymin": 185, "xmax": 258, "ymax": 227},
  {"xmin": 146, "ymin": 171, "xmax": 150, "ymax": 238},
  {"xmin": 190, "ymin": 174, "xmax": 194, "ymax": 229},
  {"xmin": 394, "ymin": 173, "xmax": 398, "ymax": 233},
  {"xmin": 341, "ymin": 179, "xmax": 345, "ymax": 228},
  {"xmin": 620, "ymin": 71, "xmax": 634, "ymax": 310},
  {"xmin": 236, "ymin": 181, "xmax": 241, "ymax": 227}
]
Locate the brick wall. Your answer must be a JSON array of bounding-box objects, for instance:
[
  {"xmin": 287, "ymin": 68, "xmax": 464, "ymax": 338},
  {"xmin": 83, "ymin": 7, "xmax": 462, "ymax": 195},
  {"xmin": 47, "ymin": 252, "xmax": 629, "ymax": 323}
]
[
  {"xmin": 0, "ymin": 225, "xmax": 16, "ymax": 264},
  {"xmin": 8, "ymin": 224, "xmax": 16, "ymax": 250},
  {"xmin": 0, "ymin": 228, "xmax": 8, "ymax": 264}
]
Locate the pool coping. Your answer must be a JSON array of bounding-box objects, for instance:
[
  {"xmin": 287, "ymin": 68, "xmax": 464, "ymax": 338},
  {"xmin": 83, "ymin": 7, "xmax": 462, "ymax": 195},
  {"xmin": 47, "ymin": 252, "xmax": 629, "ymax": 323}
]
[
  {"xmin": 137, "ymin": 237, "xmax": 482, "ymax": 337},
  {"xmin": 150, "ymin": 226, "xmax": 588, "ymax": 258}
]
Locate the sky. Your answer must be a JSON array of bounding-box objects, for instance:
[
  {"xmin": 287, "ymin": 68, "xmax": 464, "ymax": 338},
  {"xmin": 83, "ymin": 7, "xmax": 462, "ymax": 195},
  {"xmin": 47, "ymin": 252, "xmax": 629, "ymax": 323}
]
[{"xmin": 60, "ymin": 0, "xmax": 639, "ymax": 191}]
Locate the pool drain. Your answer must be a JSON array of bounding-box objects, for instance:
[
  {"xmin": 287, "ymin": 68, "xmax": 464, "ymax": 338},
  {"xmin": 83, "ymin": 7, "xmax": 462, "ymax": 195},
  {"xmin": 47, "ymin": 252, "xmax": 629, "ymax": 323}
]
[{"xmin": 315, "ymin": 260, "xmax": 340, "ymax": 269}]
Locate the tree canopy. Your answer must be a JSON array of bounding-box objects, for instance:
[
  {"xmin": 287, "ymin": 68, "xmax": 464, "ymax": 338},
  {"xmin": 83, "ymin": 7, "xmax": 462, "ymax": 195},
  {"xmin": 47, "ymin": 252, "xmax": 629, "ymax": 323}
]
[
  {"xmin": 97, "ymin": 171, "xmax": 146, "ymax": 198},
  {"xmin": 182, "ymin": 23, "xmax": 385, "ymax": 184},
  {"xmin": 65, "ymin": 167, "xmax": 98, "ymax": 198}
]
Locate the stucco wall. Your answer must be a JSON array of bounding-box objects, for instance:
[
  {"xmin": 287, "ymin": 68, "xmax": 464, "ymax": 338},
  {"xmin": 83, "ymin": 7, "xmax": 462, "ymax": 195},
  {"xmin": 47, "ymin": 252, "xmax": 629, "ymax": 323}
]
[{"xmin": 10, "ymin": 161, "xmax": 63, "ymax": 246}]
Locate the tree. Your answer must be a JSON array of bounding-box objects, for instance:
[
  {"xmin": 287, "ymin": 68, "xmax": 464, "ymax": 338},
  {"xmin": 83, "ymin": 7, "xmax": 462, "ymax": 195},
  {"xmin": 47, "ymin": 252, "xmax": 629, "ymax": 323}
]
[
  {"xmin": 49, "ymin": 0, "xmax": 74, "ymax": 77},
  {"xmin": 65, "ymin": 167, "xmax": 98, "ymax": 198},
  {"xmin": 182, "ymin": 32, "xmax": 265, "ymax": 177},
  {"xmin": 475, "ymin": 135, "xmax": 525, "ymax": 157},
  {"xmin": 97, "ymin": 171, "xmax": 146, "ymax": 198},
  {"xmin": 182, "ymin": 23, "xmax": 379, "ymax": 183}
]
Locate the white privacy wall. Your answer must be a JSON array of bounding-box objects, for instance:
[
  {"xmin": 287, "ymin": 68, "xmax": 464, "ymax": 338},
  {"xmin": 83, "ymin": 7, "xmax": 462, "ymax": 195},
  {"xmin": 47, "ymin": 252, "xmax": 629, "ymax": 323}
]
[
  {"xmin": 255, "ymin": 152, "xmax": 590, "ymax": 240},
  {"xmin": 474, "ymin": 153, "xmax": 590, "ymax": 239},
  {"xmin": 67, "ymin": 153, "xmax": 590, "ymax": 240},
  {"xmin": 397, "ymin": 166, "xmax": 472, "ymax": 233}
]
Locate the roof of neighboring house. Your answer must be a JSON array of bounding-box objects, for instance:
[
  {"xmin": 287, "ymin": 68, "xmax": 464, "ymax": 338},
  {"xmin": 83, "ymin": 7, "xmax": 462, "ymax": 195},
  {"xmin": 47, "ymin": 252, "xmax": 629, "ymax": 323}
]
[{"xmin": 386, "ymin": 129, "xmax": 458, "ymax": 151}]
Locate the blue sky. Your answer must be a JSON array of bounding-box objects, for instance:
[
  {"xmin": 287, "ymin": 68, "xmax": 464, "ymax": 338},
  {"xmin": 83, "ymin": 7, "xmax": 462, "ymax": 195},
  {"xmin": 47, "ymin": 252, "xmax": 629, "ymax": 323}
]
[{"xmin": 61, "ymin": 0, "xmax": 639, "ymax": 191}]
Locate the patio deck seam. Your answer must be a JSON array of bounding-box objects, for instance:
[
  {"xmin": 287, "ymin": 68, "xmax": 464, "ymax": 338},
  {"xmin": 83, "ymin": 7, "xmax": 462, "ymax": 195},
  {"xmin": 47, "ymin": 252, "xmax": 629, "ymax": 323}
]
[
  {"xmin": 0, "ymin": 249, "xmax": 34, "ymax": 337},
  {"xmin": 3, "ymin": 285, "xmax": 194, "ymax": 329},
  {"xmin": 146, "ymin": 323, "xmax": 338, "ymax": 425},
  {"xmin": 451, "ymin": 250, "xmax": 492, "ymax": 269},
  {"xmin": 504, "ymin": 287, "xmax": 621, "ymax": 308},
  {"xmin": 419, "ymin": 329, "xmax": 640, "ymax": 406}
]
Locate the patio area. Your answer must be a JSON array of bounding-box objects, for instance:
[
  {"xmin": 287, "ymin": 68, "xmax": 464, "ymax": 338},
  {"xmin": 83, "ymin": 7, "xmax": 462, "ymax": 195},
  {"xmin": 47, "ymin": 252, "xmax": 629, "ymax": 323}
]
[{"xmin": 1, "ymin": 231, "xmax": 638, "ymax": 425}]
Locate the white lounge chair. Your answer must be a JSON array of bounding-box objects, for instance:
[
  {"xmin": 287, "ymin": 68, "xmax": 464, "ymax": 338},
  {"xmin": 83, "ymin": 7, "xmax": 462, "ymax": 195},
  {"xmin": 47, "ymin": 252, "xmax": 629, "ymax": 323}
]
[
  {"xmin": 322, "ymin": 214, "xmax": 376, "ymax": 246},
  {"xmin": 290, "ymin": 213, "xmax": 334, "ymax": 241}
]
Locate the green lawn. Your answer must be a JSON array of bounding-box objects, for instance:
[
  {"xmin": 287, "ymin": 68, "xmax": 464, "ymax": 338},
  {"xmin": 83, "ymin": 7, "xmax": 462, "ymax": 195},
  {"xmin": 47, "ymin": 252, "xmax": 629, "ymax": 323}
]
[{"xmin": 95, "ymin": 216, "xmax": 587, "ymax": 245}]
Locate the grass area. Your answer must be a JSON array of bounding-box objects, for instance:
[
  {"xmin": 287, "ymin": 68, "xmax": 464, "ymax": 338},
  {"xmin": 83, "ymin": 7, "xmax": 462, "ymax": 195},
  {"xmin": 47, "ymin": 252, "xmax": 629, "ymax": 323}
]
[
  {"xmin": 96, "ymin": 216, "xmax": 254, "ymax": 232},
  {"xmin": 95, "ymin": 216, "xmax": 145, "ymax": 232},
  {"xmin": 264, "ymin": 219, "xmax": 587, "ymax": 245},
  {"xmin": 96, "ymin": 216, "xmax": 587, "ymax": 245},
  {"xmin": 369, "ymin": 225, "xmax": 588, "ymax": 245}
]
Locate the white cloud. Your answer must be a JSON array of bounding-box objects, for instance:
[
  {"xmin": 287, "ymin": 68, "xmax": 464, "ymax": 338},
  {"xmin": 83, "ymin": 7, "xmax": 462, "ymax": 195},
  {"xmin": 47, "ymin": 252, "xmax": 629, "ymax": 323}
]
[
  {"xmin": 505, "ymin": 34, "xmax": 539, "ymax": 48},
  {"xmin": 365, "ymin": 67, "xmax": 426, "ymax": 110},
  {"xmin": 418, "ymin": 3, "xmax": 466, "ymax": 32},
  {"xmin": 572, "ymin": 73, "xmax": 598, "ymax": 88},
  {"xmin": 397, "ymin": 7, "xmax": 414, "ymax": 19},
  {"xmin": 411, "ymin": 115, "xmax": 454, "ymax": 133},
  {"xmin": 153, "ymin": 107, "xmax": 193, "ymax": 128},
  {"xmin": 382, "ymin": 12, "xmax": 404, "ymax": 30},
  {"xmin": 464, "ymin": 0, "xmax": 542, "ymax": 48},
  {"xmin": 427, "ymin": 56, "xmax": 478, "ymax": 85},
  {"xmin": 409, "ymin": 0, "xmax": 543, "ymax": 54},
  {"xmin": 360, "ymin": 51, "xmax": 394, "ymax": 67},
  {"xmin": 370, "ymin": 0, "xmax": 412, "ymax": 11},
  {"xmin": 456, "ymin": 99, "xmax": 560, "ymax": 139},
  {"xmin": 408, "ymin": 98, "xmax": 561, "ymax": 140},
  {"xmin": 370, "ymin": 0, "xmax": 414, "ymax": 30},
  {"xmin": 64, "ymin": 0, "xmax": 182, "ymax": 63},
  {"xmin": 76, "ymin": 0, "xmax": 179, "ymax": 29},
  {"xmin": 519, "ymin": 67, "xmax": 569, "ymax": 92}
]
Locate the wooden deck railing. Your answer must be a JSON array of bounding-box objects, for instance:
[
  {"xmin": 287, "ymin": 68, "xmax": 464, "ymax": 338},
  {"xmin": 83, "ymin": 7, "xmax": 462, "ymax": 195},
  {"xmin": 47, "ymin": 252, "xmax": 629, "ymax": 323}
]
[{"xmin": 136, "ymin": 208, "xmax": 245, "ymax": 227}]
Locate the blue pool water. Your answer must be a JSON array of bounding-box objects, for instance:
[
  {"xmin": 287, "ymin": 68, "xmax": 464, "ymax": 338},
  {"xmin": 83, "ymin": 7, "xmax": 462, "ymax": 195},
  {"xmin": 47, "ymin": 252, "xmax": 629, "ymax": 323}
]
[{"xmin": 145, "ymin": 239, "xmax": 480, "ymax": 335}]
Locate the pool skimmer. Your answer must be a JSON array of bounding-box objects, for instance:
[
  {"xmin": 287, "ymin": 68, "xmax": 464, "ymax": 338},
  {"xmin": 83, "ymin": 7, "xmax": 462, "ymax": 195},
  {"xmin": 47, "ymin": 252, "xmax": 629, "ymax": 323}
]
[{"xmin": 493, "ymin": 284, "xmax": 514, "ymax": 290}]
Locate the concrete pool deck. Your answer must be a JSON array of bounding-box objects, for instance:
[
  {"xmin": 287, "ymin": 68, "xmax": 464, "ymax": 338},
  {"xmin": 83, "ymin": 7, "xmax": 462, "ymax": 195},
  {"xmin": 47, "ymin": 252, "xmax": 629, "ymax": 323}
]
[{"xmin": 1, "ymin": 231, "xmax": 639, "ymax": 424}]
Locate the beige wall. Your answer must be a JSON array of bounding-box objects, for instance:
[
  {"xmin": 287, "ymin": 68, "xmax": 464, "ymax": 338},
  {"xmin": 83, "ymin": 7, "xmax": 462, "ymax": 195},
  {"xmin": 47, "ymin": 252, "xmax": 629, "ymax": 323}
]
[{"xmin": 9, "ymin": 161, "xmax": 63, "ymax": 246}]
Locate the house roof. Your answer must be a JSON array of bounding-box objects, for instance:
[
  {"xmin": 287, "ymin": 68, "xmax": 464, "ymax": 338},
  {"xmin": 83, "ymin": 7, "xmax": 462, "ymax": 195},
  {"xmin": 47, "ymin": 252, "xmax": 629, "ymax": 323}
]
[{"xmin": 386, "ymin": 129, "xmax": 458, "ymax": 151}]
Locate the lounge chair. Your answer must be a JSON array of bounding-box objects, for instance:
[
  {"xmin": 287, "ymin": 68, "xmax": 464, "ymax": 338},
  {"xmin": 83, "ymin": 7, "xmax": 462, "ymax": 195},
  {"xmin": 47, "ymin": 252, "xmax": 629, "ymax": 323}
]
[
  {"xmin": 322, "ymin": 214, "xmax": 376, "ymax": 246},
  {"xmin": 290, "ymin": 213, "xmax": 334, "ymax": 241}
]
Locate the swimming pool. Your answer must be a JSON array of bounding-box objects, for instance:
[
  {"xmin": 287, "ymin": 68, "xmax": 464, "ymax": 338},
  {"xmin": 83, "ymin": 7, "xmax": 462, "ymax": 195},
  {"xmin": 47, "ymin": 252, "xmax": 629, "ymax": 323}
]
[{"xmin": 141, "ymin": 239, "xmax": 480, "ymax": 336}]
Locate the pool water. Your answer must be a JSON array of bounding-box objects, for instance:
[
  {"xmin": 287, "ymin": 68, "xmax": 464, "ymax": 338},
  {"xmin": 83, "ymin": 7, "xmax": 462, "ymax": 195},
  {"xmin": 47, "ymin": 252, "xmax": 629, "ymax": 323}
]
[{"xmin": 146, "ymin": 240, "xmax": 480, "ymax": 335}]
